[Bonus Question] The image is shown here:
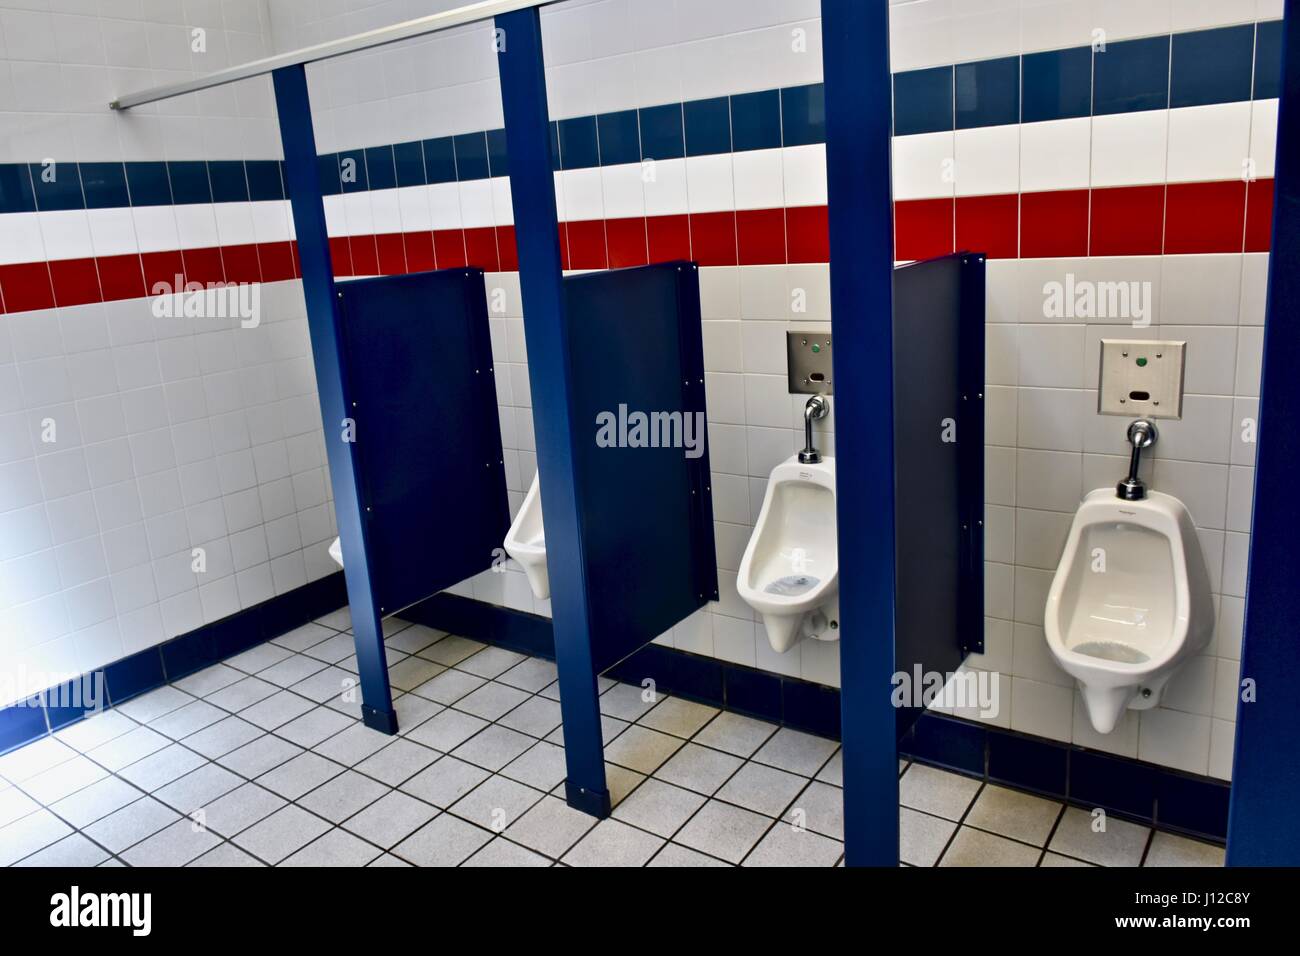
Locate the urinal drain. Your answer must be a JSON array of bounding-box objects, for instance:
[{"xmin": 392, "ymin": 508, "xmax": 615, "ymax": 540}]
[{"xmin": 764, "ymin": 575, "xmax": 820, "ymax": 596}]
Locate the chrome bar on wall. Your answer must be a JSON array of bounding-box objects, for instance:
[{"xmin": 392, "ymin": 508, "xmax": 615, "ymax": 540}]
[{"xmin": 108, "ymin": 0, "xmax": 555, "ymax": 111}]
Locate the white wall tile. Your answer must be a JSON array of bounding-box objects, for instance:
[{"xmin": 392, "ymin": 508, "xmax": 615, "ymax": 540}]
[
  {"xmin": 685, "ymin": 154, "xmax": 734, "ymax": 214},
  {"xmin": 893, "ymin": 132, "xmax": 954, "ymax": 201},
  {"xmin": 1160, "ymin": 255, "xmax": 1243, "ymax": 325},
  {"xmin": 1020, "ymin": 0, "xmax": 1094, "ymax": 54},
  {"xmin": 1250, "ymin": 99, "xmax": 1279, "ymax": 179},
  {"xmin": 1020, "ymin": 117, "xmax": 1091, "ymax": 192},
  {"xmin": 954, "ymin": 125, "xmax": 1019, "ymax": 197},
  {"xmin": 1166, "ymin": 102, "xmax": 1252, "ymax": 184},
  {"xmin": 1138, "ymin": 707, "xmax": 1211, "ymax": 775},
  {"xmin": 1010, "ymin": 677, "xmax": 1072, "ymax": 742},
  {"xmin": 781, "ymin": 144, "xmax": 826, "ymax": 207},
  {"xmin": 732, "ymin": 148, "xmax": 785, "ymax": 210},
  {"xmin": 1091, "ymin": 111, "xmax": 1169, "ymax": 188}
]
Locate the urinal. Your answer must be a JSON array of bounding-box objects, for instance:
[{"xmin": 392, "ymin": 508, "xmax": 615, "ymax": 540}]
[
  {"xmin": 737, "ymin": 447, "xmax": 839, "ymax": 654},
  {"xmin": 503, "ymin": 473, "xmax": 549, "ymax": 600},
  {"xmin": 1044, "ymin": 485, "xmax": 1214, "ymax": 733}
]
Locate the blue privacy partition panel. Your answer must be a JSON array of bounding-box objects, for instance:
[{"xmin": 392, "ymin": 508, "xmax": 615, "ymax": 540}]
[
  {"xmin": 564, "ymin": 262, "xmax": 719, "ymax": 672},
  {"xmin": 333, "ymin": 268, "xmax": 510, "ymax": 618},
  {"xmin": 892, "ymin": 252, "xmax": 986, "ymax": 739}
]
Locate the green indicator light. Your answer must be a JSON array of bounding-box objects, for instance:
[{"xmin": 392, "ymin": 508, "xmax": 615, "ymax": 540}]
[
  {"xmin": 1136, "ymin": 357, "xmax": 1148, "ymax": 367},
  {"xmin": 811, "ymin": 343, "xmax": 821, "ymax": 353}
]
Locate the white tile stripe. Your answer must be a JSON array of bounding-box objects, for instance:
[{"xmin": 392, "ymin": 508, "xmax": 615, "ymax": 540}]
[{"xmin": 7, "ymin": 103, "xmax": 1282, "ymax": 267}]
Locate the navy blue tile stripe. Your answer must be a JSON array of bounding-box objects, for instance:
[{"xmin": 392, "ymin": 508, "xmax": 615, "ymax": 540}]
[
  {"xmin": 0, "ymin": 572, "xmax": 347, "ymax": 755},
  {"xmin": 1022, "ymin": 47, "xmax": 1092, "ymax": 123},
  {"xmin": 0, "ymin": 21, "xmax": 1284, "ymax": 217}
]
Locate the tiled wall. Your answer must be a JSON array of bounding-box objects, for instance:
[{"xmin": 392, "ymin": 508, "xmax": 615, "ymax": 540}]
[
  {"xmin": 270, "ymin": 0, "xmax": 1278, "ymax": 781},
  {"xmin": 884, "ymin": 0, "xmax": 1282, "ymax": 783},
  {"xmin": 0, "ymin": 0, "xmax": 1281, "ymax": 781},
  {"xmin": 0, "ymin": 0, "xmax": 340, "ymax": 707}
]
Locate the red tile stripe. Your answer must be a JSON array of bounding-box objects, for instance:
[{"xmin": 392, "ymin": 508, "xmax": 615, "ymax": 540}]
[{"xmin": 0, "ymin": 179, "xmax": 1273, "ymax": 316}]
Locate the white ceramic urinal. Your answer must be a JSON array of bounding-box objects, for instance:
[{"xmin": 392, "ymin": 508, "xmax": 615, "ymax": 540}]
[
  {"xmin": 737, "ymin": 454, "xmax": 840, "ymax": 653},
  {"xmin": 504, "ymin": 473, "xmax": 549, "ymax": 600},
  {"xmin": 1044, "ymin": 488, "xmax": 1215, "ymax": 734}
]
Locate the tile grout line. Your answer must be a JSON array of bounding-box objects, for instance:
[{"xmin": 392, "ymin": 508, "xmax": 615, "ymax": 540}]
[{"xmin": 6, "ymin": 612, "xmax": 1219, "ymax": 867}]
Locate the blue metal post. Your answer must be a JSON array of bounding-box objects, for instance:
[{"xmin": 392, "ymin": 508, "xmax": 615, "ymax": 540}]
[
  {"xmin": 272, "ymin": 65, "xmax": 397, "ymax": 734},
  {"xmin": 1227, "ymin": 3, "xmax": 1299, "ymax": 865},
  {"xmin": 821, "ymin": 0, "xmax": 900, "ymax": 865},
  {"xmin": 495, "ymin": 8, "xmax": 610, "ymax": 816}
]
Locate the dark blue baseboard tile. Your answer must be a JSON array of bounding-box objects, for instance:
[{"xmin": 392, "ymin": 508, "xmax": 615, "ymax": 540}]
[
  {"xmin": 0, "ymin": 696, "xmax": 48, "ymax": 756},
  {"xmin": 404, "ymin": 592, "xmax": 554, "ymax": 659},
  {"xmin": 411, "ymin": 596, "xmax": 1233, "ymax": 844},
  {"xmin": 408, "ymin": 593, "xmax": 841, "ymax": 736},
  {"xmin": 901, "ymin": 712, "xmax": 1231, "ymax": 844},
  {"xmin": 903, "ymin": 709, "xmax": 987, "ymax": 777},
  {"xmin": 7, "ymin": 584, "xmax": 1232, "ymax": 847},
  {"xmin": 103, "ymin": 649, "xmax": 168, "ymax": 707},
  {"xmin": 0, "ymin": 572, "xmax": 348, "ymax": 755},
  {"xmin": 43, "ymin": 673, "xmax": 110, "ymax": 732},
  {"xmin": 987, "ymin": 728, "xmax": 1068, "ymax": 797}
]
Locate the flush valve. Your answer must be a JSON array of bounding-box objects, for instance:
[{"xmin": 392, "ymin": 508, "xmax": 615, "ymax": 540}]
[
  {"xmin": 799, "ymin": 395, "xmax": 830, "ymax": 464},
  {"xmin": 1116, "ymin": 419, "xmax": 1158, "ymax": 501}
]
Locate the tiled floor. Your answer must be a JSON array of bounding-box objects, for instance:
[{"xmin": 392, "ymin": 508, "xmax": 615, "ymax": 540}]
[{"xmin": 0, "ymin": 612, "xmax": 1225, "ymax": 867}]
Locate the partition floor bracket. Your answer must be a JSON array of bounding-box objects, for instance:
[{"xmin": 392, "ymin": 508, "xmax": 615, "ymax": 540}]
[{"xmin": 564, "ymin": 781, "xmax": 612, "ymax": 818}]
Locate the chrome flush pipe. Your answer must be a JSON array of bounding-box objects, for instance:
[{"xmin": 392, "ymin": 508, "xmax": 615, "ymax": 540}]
[
  {"xmin": 1117, "ymin": 419, "xmax": 1158, "ymax": 501},
  {"xmin": 799, "ymin": 394, "xmax": 830, "ymax": 464}
]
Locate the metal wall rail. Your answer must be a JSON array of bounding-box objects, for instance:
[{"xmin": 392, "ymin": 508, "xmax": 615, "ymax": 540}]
[{"xmin": 109, "ymin": 0, "xmax": 555, "ymax": 110}]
